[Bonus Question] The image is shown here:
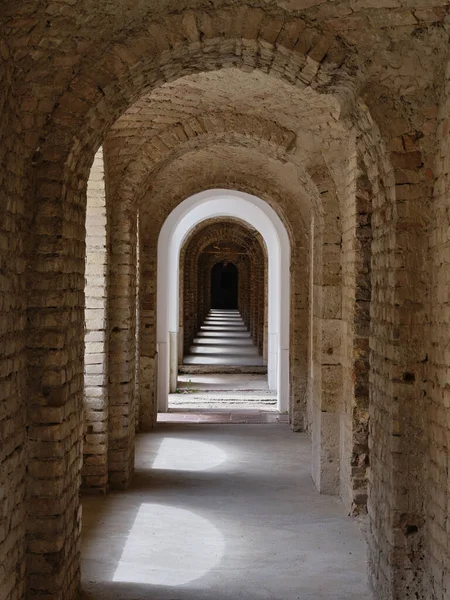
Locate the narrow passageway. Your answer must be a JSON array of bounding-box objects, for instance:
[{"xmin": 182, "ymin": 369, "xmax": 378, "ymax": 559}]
[
  {"xmin": 81, "ymin": 424, "xmax": 369, "ymax": 600},
  {"xmin": 183, "ymin": 309, "xmax": 264, "ymax": 367}
]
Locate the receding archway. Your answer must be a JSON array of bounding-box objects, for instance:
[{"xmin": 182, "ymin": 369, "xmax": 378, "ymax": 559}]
[{"xmin": 156, "ymin": 188, "xmax": 291, "ymax": 413}]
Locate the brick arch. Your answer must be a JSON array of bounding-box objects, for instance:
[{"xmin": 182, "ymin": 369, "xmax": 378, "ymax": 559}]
[
  {"xmin": 24, "ymin": 29, "xmax": 353, "ymax": 587},
  {"xmin": 2, "ymin": 3, "xmax": 449, "ymax": 599},
  {"xmin": 130, "ymin": 130, "xmax": 321, "ymax": 227},
  {"xmin": 135, "ymin": 145, "xmax": 313, "ymax": 430},
  {"xmin": 180, "ymin": 219, "xmax": 267, "ymax": 361},
  {"xmin": 182, "ymin": 218, "xmax": 265, "ymax": 255},
  {"xmin": 154, "ymin": 187, "xmax": 291, "ymax": 412},
  {"xmin": 115, "ymin": 112, "xmax": 298, "ymax": 205},
  {"xmin": 126, "ymin": 139, "xmax": 314, "ymax": 425},
  {"xmin": 36, "ymin": 5, "xmax": 351, "ymax": 170},
  {"xmin": 27, "ymin": 7, "xmax": 352, "ymax": 325},
  {"xmin": 136, "ymin": 141, "xmax": 314, "ymax": 266},
  {"xmin": 23, "ymin": 10, "xmax": 352, "ymax": 584}
]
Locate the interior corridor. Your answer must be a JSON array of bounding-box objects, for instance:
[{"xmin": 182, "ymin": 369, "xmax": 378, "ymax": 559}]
[
  {"xmin": 4, "ymin": 3, "xmax": 450, "ymax": 599},
  {"xmin": 81, "ymin": 424, "xmax": 369, "ymax": 600}
]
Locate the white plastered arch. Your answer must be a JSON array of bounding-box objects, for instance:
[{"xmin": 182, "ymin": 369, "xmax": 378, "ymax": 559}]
[{"xmin": 156, "ymin": 189, "xmax": 290, "ymax": 412}]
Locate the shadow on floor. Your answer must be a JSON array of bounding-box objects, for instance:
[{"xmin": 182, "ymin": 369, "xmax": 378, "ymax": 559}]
[
  {"xmin": 80, "ymin": 580, "xmax": 365, "ymax": 600},
  {"xmin": 81, "ymin": 424, "xmax": 370, "ymax": 600}
]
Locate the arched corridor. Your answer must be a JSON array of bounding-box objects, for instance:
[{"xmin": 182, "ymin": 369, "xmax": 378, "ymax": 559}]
[
  {"xmin": 156, "ymin": 189, "xmax": 290, "ymax": 413},
  {"xmin": 1, "ymin": 3, "xmax": 450, "ymax": 600}
]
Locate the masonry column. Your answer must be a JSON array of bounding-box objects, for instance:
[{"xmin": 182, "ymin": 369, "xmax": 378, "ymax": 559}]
[
  {"xmin": 138, "ymin": 235, "xmax": 158, "ymax": 430},
  {"xmin": 0, "ymin": 104, "xmax": 27, "ymax": 599},
  {"xmin": 82, "ymin": 148, "xmax": 109, "ymax": 493},
  {"xmin": 311, "ymin": 180, "xmax": 342, "ymax": 494},
  {"xmin": 26, "ymin": 169, "xmax": 85, "ymax": 599},
  {"xmin": 107, "ymin": 196, "xmax": 137, "ymax": 489},
  {"xmin": 362, "ymin": 104, "xmax": 432, "ymax": 599}
]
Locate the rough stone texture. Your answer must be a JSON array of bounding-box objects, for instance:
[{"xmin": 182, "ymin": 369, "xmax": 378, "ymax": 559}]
[
  {"xmin": 106, "ymin": 178, "xmax": 137, "ymax": 490},
  {"xmin": 1, "ymin": 1, "xmax": 450, "ymax": 599},
  {"xmin": 83, "ymin": 148, "xmax": 109, "ymax": 494},
  {"xmin": 425, "ymin": 59, "xmax": 450, "ymax": 600},
  {"xmin": 310, "ymin": 166, "xmax": 343, "ymax": 497},
  {"xmin": 0, "ymin": 37, "xmax": 26, "ymax": 600}
]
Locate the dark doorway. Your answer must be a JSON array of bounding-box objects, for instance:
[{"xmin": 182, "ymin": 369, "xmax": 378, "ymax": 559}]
[{"xmin": 211, "ymin": 262, "xmax": 238, "ymax": 309}]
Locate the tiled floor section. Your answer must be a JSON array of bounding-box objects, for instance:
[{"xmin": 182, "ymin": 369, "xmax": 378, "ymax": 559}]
[
  {"xmin": 81, "ymin": 424, "xmax": 370, "ymax": 600},
  {"xmin": 183, "ymin": 309, "xmax": 264, "ymax": 366}
]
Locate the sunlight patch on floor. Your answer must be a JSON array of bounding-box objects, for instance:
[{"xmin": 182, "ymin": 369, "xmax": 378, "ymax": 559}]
[
  {"xmin": 150, "ymin": 437, "xmax": 228, "ymax": 471},
  {"xmin": 113, "ymin": 504, "xmax": 225, "ymax": 586}
]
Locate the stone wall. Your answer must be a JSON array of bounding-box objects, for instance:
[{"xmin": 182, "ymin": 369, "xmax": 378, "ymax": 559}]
[
  {"xmin": 83, "ymin": 148, "xmax": 109, "ymax": 493},
  {"xmin": 310, "ymin": 167, "xmax": 343, "ymax": 496},
  {"xmin": 0, "ymin": 48, "xmax": 27, "ymax": 600},
  {"xmin": 424, "ymin": 59, "xmax": 450, "ymax": 600}
]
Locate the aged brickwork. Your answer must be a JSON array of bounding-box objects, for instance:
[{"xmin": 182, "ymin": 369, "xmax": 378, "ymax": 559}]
[
  {"xmin": 136, "ymin": 149, "xmax": 312, "ymax": 433},
  {"xmin": 106, "ymin": 183, "xmax": 137, "ymax": 490},
  {"xmin": 83, "ymin": 148, "xmax": 109, "ymax": 493},
  {"xmin": 424, "ymin": 59, "xmax": 450, "ymax": 600},
  {"xmin": 1, "ymin": 2, "xmax": 450, "ymax": 599},
  {"xmin": 0, "ymin": 46, "xmax": 27, "ymax": 600},
  {"xmin": 310, "ymin": 166, "xmax": 343, "ymax": 496}
]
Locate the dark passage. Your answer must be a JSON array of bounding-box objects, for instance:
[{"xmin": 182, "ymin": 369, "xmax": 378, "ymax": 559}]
[{"xmin": 211, "ymin": 262, "xmax": 238, "ymax": 309}]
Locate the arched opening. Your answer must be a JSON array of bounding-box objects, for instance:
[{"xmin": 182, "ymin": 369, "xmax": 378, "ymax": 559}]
[
  {"xmin": 211, "ymin": 262, "xmax": 238, "ymax": 310},
  {"xmin": 171, "ymin": 217, "xmax": 270, "ymax": 410},
  {"xmin": 156, "ymin": 188, "xmax": 291, "ymax": 414}
]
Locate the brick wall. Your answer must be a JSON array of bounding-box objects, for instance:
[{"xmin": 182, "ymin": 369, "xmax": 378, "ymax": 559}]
[
  {"xmin": 0, "ymin": 52, "xmax": 27, "ymax": 600},
  {"xmin": 82, "ymin": 148, "xmax": 109, "ymax": 493},
  {"xmin": 424, "ymin": 60, "xmax": 450, "ymax": 600},
  {"xmin": 106, "ymin": 175, "xmax": 137, "ymax": 490},
  {"xmin": 25, "ymin": 160, "xmax": 87, "ymax": 600},
  {"xmin": 357, "ymin": 95, "xmax": 433, "ymax": 598}
]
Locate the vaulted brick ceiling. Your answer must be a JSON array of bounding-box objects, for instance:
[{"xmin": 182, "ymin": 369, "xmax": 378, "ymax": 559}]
[{"xmin": 3, "ymin": 0, "xmax": 448, "ymax": 176}]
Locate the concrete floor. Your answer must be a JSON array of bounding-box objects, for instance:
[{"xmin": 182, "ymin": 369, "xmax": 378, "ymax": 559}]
[
  {"xmin": 81, "ymin": 424, "xmax": 370, "ymax": 600},
  {"xmin": 158, "ymin": 409, "xmax": 286, "ymax": 424}
]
